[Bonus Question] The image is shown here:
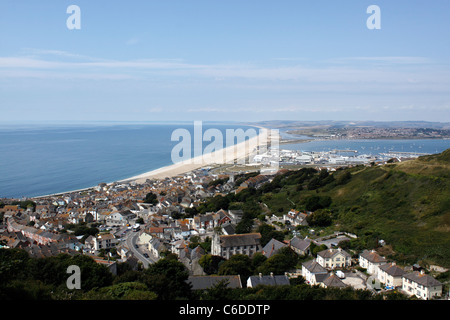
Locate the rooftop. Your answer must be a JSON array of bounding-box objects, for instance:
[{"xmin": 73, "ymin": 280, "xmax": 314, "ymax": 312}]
[{"xmin": 220, "ymin": 233, "xmax": 262, "ymax": 248}]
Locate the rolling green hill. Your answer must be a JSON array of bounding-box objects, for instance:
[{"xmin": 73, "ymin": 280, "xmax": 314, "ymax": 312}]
[{"xmin": 259, "ymin": 149, "xmax": 450, "ymax": 268}]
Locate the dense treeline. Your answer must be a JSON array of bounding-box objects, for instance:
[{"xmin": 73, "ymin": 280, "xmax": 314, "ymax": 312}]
[
  {"xmin": 0, "ymin": 248, "xmax": 191, "ymax": 300},
  {"xmin": 0, "ymin": 248, "xmax": 407, "ymax": 300},
  {"xmin": 199, "ymin": 248, "xmax": 299, "ymax": 283}
]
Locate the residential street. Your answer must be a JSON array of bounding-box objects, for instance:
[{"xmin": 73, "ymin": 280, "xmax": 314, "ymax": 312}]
[{"xmin": 125, "ymin": 229, "xmax": 158, "ymax": 268}]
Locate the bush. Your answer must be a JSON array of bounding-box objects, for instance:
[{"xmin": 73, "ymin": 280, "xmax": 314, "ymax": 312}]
[{"xmin": 304, "ymin": 195, "xmax": 332, "ymax": 211}]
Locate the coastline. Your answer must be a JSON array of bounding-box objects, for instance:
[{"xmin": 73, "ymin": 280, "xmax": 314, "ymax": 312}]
[
  {"xmin": 120, "ymin": 126, "xmax": 274, "ymax": 183},
  {"xmin": 31, "ymin": 125, "xmax": 275, "ymax": 199}
]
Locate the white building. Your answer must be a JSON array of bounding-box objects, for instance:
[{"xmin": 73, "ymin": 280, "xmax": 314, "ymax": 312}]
[
  {"xmin": 94, "ymin": 233, "xmax": 118, "ymax": 251},
  {"xmin": 211, "ymin": 233, "xmax": 262, "ymax": 259},
  {"xmin": 359, "ymin": 249, "xmax": 387, "ymax": 276},
  {"xmin": 302, "ymin": 260, "xmax": 328, "ymax": 285},
  {"xmin": 283, "ymin": 209, "xmax": 308, "ymax": 226},
  {"xmin": 295, "ymin": 155, "xmax": 312, "ymax": 164},
  {"xmin": 316, "ymin": 248, "xmax": 352, "ymax": 270},
  {"xmin": 377, "ymin": 263, "xmax": 405, "ymax": 288},
  {"xmin": 402, "ymin": 271, "xmax": 442, "ymax": 300}
]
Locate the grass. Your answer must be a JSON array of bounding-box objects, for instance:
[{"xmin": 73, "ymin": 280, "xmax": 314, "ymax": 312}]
[{"xmin": 259, "ymin": 149, "xmax": 450, "ymax": 268}]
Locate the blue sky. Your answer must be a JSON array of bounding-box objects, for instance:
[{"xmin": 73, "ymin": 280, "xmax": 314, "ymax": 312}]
[{"xmin": 1, "ymin": 1, "xmax": 449, "ymax": 123}]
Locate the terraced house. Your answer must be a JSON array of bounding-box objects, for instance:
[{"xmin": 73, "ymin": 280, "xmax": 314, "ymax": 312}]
[{"xmin": 6, "ymin": 217, "xmax": 62, "ymax": 245}]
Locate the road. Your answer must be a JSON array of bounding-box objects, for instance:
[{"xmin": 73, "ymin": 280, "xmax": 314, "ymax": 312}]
[{"xmin": 125, "ymin": 229, "xmax": 158, "ymax": 268}]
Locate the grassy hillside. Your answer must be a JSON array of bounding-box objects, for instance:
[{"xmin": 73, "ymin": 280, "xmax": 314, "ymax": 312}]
[{"xmin": 259, "ymin": 149, "xmax": 450, "ymax": 268}]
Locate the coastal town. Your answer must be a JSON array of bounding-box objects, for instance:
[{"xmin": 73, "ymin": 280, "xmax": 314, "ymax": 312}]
[
  {"xmin": 254, "ymin": 147, "xmax": 428, "ymax": 168},
  {"xmin": 272, "ymin": 121, "xmax": 450, "ymax": 140},
  {"xmin": 0, "ymin": 157, "xmax": 447, "ymax": 300}
]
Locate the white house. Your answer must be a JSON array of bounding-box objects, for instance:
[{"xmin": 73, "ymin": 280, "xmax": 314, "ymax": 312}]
[
  {"xmin": 302, "ymin": 260, "xmax": 328, "ymax": 285},
  {"xmin": 402, "ymin": 271, "xmax": 443, "ymax": 300},
  {"xmin": 137, "ymin": 230, "xmax": 153, "ymax": 246},
  {"xmin": 107, "ymin": 210, "xmax": 136, "ymax": 226},
  {"xmin": 316, "ymin": 248, "xmax": 352, "ymax": 270},
  {"xmin": 93, "ymin": 233, "xmax": 118, "ymax": 251},
  {"xmin": 283, "ymin": 210, "xmax": 308, "ymax": 226},
  {"xmin": 148, "ymin": 238, "xmax": 167, "ymax": 258},
  {"xmin": 359, "ymin": 249, "xmax": 387, "ymax": 276},
  {"xmin": 377, "ymin": 262, "xmax": 405, "ymax": 288}
]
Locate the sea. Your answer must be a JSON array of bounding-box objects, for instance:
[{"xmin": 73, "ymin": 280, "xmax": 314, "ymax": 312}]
[
  {"xmin": 0, "ymin": 122, "xmax": 449, "ymax": 199},
  {"xmin": 0, "ymin": 122, "xmax": 259, "ymax": 199},
  {"xmin": 279, "ymin": 129, "xmax": 450, "ymax": 156}
]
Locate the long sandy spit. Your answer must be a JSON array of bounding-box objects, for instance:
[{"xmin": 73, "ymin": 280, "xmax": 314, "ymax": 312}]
[{"xmin": 120, "ymin": 127, "xmax": 272, "ymax": 183}]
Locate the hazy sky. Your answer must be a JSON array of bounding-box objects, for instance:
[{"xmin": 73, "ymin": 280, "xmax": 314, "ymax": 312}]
[{"xmin": 1, "ymin": 1, "xmax": 449, "ymax": 123}]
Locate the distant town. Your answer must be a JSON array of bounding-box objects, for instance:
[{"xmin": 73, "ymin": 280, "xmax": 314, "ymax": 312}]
[
  {"xmin": 255, "ymin": 148, "xmax": 428, "ymax": 168},
  {"xmin": 254, "ymin": 120, "xmax": 450, "ymax": 140},
  {"xmin": 286, "ymin": 126, "xmax": 450, "ymax": 140}
]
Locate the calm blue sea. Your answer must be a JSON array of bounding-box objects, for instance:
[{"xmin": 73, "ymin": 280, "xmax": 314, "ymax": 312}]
[
  {"xmin": 279, "ymin": 128, "xmax": 450, "ymax": 155},
  {"xmin": 0, "ymin": 122, "xmax": 258, "ymax": 199},
  {"xmin": 282, "ymin": 138, "xmax": 450, "ymax": 156},
  {"xmin": 1, "ymin": 123, "xmax": 449, "ymax": 199}
]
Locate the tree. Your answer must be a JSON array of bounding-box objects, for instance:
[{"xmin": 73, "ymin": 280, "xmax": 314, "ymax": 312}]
[
  {"xmin": 0, "ymin": 248, "xmax": 30, "ymax": 285},
  {"xmin": 235, "ymin": 217, "xmax": 254, "ymax": 234},
  {"xmin": 304, "ymin": 195, "xmax": 332, "ymax": 211},
  {"xmin": 218, "ymin": 254, "xmax": 253, "ymax": 285},
  {"xmin": 200, "ymin": 279, "xmax": 233, "ymax": 300},
  {"xmin": 136, "ymin": 217, "xmax": 144, "ymax": 224},
  {"xmin": 311, "ymin": 244, "xmax": 328, "ymax": 256},
  {"xmin": 25, "ymin": 253, "xmax": 113, "ymax": 292},
  {"xmin": 251, "ymin": 252, "xmax": 267, "ymax": 270},
  {"xmin": 306, "ymin": 209, "xmax": 333, "ymax": 227},
  {"xmin": 199, "ymin": 254, "xmax": 226, "ymax": 275},
  {"xmin": 143, "ymin": 192, "xmax": 158, "ymax": 205},
  {"xmin": 68, "ymin": 254, "xmax": 114, "ymax": 291},
  {"xmin": 84, "ymin": 282, "xmax": 157, "ymax": 300},
  {"xmin": 144, "ymin": 257, "xmax": 191, "ymax": 299},
  {"xmin": 256, "ymin": 247, "xmax": 298, "ymax": 275},
  {"xmin": 257, "ymin": 224, "xmax": 284, "ymax": 247}
]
